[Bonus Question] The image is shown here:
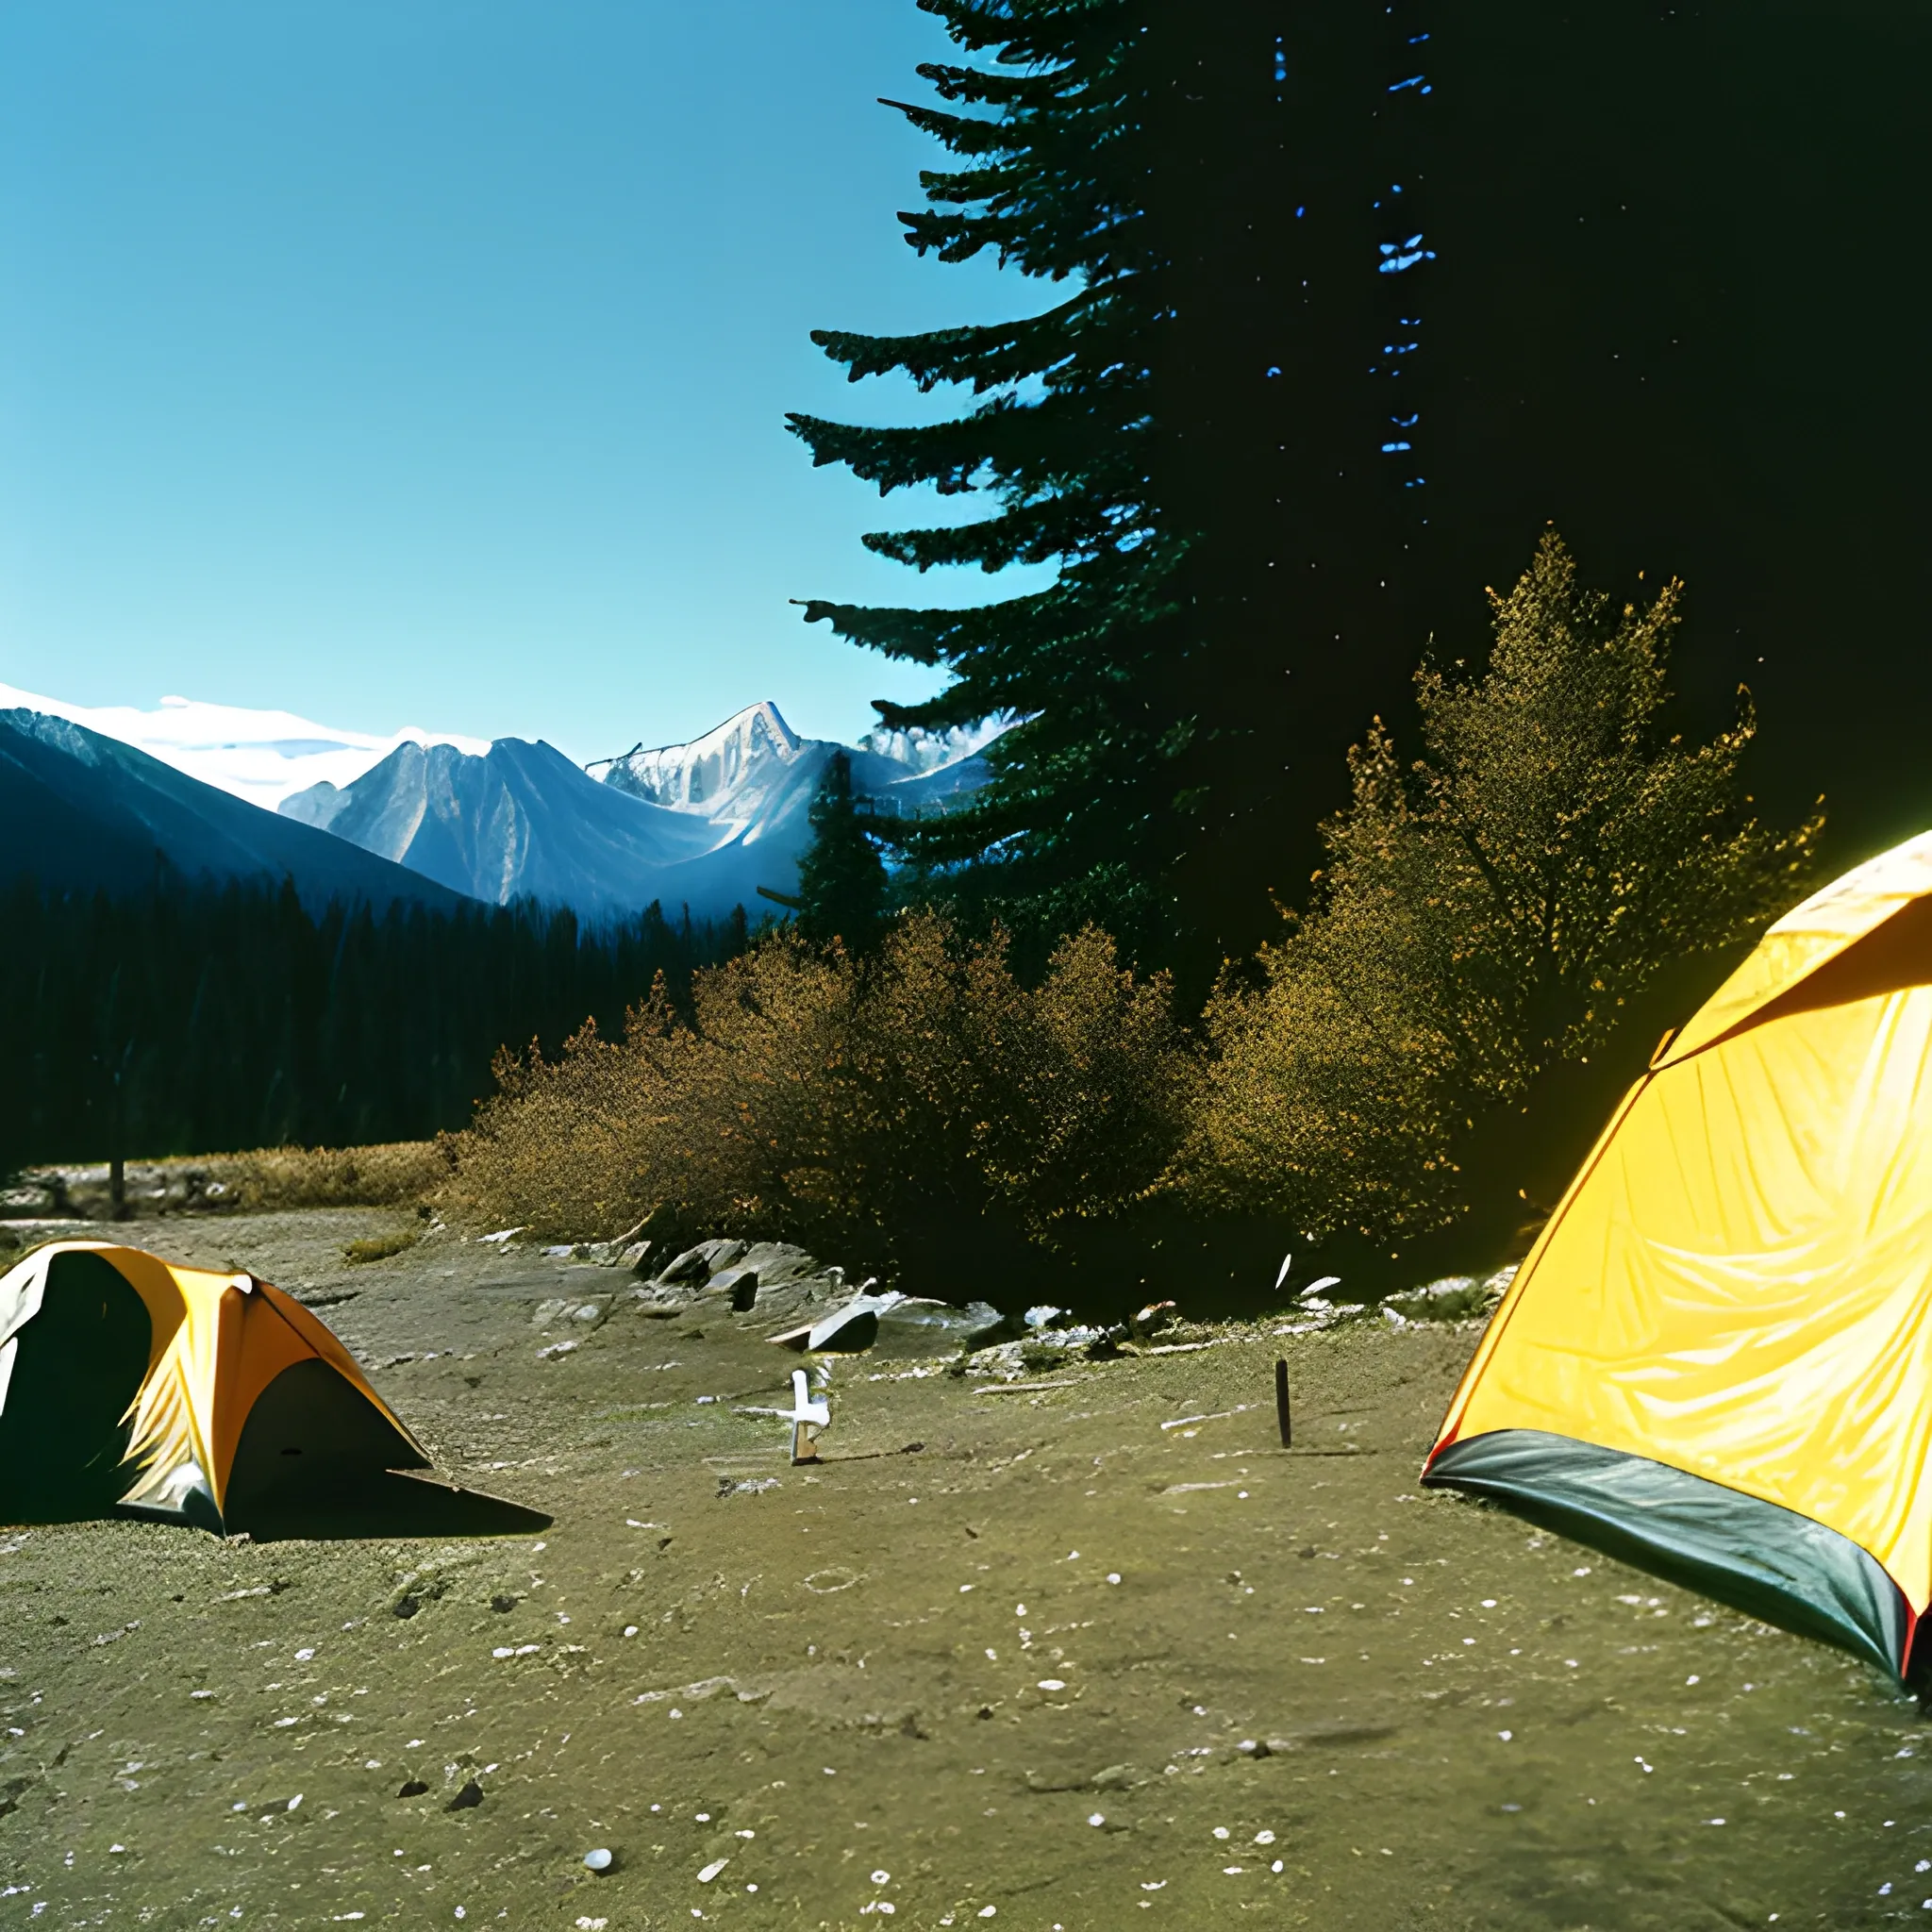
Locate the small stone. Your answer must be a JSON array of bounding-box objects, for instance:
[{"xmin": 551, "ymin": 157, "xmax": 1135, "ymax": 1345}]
[{"xmin": 583, "ymin": 1848, "xmax": 613, "ymax": 1873}]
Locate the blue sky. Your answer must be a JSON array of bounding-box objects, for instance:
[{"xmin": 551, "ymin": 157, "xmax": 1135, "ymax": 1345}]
[{"xmin": 0, "ymin": 1, "xmax": 1051, "ymax": 759}]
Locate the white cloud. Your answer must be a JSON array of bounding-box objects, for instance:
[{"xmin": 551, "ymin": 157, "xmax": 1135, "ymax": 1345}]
[{"xmin": 0, "ymin": 683, "xmax": 487, "ymax": 810}]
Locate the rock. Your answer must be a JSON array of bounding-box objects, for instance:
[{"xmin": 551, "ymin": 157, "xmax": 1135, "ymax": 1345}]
[
  {"xmin": 1129, "ymin": 1301, "xmax": 1177, "ymax": 1340},
  {"xmin": 655, "ymin": 1238, "xmax": 748, "ymax": 1286},
  {"xmin": 873, "ymin": 1298, "xmax": 1010, "ymax": 1357},
  {"xmin": 738, "ymin": 1241, "xmax": 820, "ymax": 1285},
  {"xmin": 1381, "ymin": 1272, "xmax": 1509, "ymax": 1324},
  {"xmin": 770, "ymin": 1291, "xmax": 1009, "ymax": 1357},
  {"xmin": 589, "ymin": 1219, "xmax": 651, "ymax": 1264},
  {"xmin": 706, "ymin": 1266, "xmax": 760, "ymax": 1312},
  {"xmin": 619, "ymin": 1241, "xmax": 654, "ymax": 1273},
  {"xmin": 583, "ymin": 1847, "xmax": 614, "ymax": 1873},
  {"xmin": 770, "ymin": 1291, "xmax": 903, "ymax": 1354}
]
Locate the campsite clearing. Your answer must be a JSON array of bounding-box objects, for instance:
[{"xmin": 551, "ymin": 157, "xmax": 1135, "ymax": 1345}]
[{"xmin": 0, "ymin": 1208, "xmax": 1925, "ymax": 1928}]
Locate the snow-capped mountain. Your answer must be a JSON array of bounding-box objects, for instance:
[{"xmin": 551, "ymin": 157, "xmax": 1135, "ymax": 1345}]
[
  {"xmin": 0, "ymin": 707, "xmax": 473, "ymax": 909},
  {"xmin": 0, "ymin": 681, "xmax": 487, "ymax": 812},
  {"xmin": 0, "ymin": 675, "xmax": 1000, "ymax": 920},
  {"xmin": 280, "ymin": 738, "xmax": 722, "ymax": 913},
  {"xmin": 281, "ymin": 703, "xmax": 999, "ymax": 919}
]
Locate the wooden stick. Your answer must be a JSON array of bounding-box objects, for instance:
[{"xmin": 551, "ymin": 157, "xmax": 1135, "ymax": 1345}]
[{"xmin": 1274, "ymin": 1358, "xmax": 1291, "ymax": 1448}]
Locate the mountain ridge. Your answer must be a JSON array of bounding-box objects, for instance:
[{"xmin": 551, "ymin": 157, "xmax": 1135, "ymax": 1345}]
[
  {"xmin": 280, "ymin": 701, "xmax": 1000, "ymax": 917},
  {"xmin": 0, "ymin": 708, "xmax": 475, "ymax": 910}
]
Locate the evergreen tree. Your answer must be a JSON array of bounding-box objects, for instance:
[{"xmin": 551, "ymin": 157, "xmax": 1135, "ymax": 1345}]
[
  {"xmin": 796, "ymin": 752, "xmax": 891, "ymax": 954},
  {"xmin": 791, "ymin": 1, "xmax": 1433, "ymax": 976}
]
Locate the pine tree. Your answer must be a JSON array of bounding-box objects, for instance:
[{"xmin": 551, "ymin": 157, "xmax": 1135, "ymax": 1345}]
[
  {"xmin": 790, "ymin": 0, "xmax": 1434, "ymax": 976},
  {"xmin": 796, "ymin": 752, "xmax": 891, "ymax": 954}
]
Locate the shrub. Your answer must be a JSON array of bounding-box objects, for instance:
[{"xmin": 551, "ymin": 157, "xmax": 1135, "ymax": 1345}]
[
  {"xmin": 443, "ymin": 912, "xmax": 1197, "ymax": 1286},
  {"xmin": 1171, "ymin": 532, "xmax": 1821, "ymax": 1245}
]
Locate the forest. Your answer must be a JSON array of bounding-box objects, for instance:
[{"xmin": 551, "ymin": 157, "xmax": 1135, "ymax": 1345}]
[{"xmin": 0, "ymin": 877, "xmax": 745, "ymax": 1176}]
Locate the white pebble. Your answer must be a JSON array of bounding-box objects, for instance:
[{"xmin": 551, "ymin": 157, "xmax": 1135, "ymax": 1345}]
[
  {"xmin": 1089, "ymin": 1813, "xmax": 1106, "ymax": 1827},
  {"xmin": 1038, "ymin": 1679, "xmax": 1067, "ymax": 1692},
  {"xmin": 697, "ymin": 1857, "xmax": 729, "ymax": 1883},
  {"xmin": 582, "ymin": 1849, "xmax": 612, "ymax": 1873},
  {"xmin": 1254, "ymin": 1830, "xmax": 1275, "ymax": 1844},
  {"xmin": 1107, "ymin": 1574, "xmax": 1122, "ymax": 1585},
  {"xmin": 294, "ymin": 1648, "xmax": 315, "ymax": 1661},
  {"xmin": 872, "ymin": 1871, "xmax": 891, "ymax": 1884},
  {"xmin": 1212, "ymin": 1826, "xmax": 1230, "ymax": 1840}
]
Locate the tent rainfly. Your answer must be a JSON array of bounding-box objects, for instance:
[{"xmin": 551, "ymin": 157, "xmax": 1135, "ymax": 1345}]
[
  {"xmin": 0, "ymin": 1240, "xmax": 429, "ymax": 1532},
  {"xmin": 1425, "ymin": 829, "xmax": 1932, "ymax": 1677}
]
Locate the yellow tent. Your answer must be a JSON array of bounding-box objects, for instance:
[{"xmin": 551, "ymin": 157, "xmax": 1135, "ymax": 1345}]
[
  {"xmin": 0, "ymin": 1241, "xmax": 428, "ymax": 1533},
  {"xmin": 1425, "ymin": 830, "xmax": 1932, "ymax": 1676}
]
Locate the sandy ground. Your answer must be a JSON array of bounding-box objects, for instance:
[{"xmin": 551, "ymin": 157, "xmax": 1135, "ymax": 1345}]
[{"xmin": 0, "ymin": 1208, "xmax": 1928, "ymax": 1931}]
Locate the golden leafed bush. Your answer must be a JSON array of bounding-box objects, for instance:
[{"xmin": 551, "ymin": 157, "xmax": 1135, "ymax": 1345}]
[
  {"xmin": 1170, "ymin": 533, "xmax": 1820, "ymax": 1243},
  {"xmin": 442, "ymin": 912, "xmax": 1198, "ymax": 1272}
]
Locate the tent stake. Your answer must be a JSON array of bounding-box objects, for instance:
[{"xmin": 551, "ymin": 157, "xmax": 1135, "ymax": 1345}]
[{"xmin": 1274, "ymin": 1358, "xmax": 1291, "ymax": 1448}]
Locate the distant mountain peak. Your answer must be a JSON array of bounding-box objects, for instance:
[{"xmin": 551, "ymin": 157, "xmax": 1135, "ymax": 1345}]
[{"xmin": 588, "ymin": 700, "xmax": 804, "ymax": 820}]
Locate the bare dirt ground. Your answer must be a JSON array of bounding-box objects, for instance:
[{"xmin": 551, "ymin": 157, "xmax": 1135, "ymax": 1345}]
[{"xmin": 0, "ymin": 1208, "xmax": 1926, "ymax": 1930}]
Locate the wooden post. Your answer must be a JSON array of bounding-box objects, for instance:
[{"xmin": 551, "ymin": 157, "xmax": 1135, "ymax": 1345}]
[{"xmin": 1274, "ymin": 1358, "xmax": 1291, "ymax": 1448}]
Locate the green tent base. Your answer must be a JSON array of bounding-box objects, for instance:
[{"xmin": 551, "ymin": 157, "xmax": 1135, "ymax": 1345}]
[{"xmin": 1424, "ymin": 1429, "xmax": 1910, "ymax": 1677}]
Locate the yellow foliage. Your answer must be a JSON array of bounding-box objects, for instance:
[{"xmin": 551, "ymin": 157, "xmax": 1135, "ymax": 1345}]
[
  {"xmin": 442, "ymin": 912, "xmax": 1198, "ymax": 1269},
  {"xmin": 1172, "ymin": 533, "xmax": 1821, "ymax": 1241}
]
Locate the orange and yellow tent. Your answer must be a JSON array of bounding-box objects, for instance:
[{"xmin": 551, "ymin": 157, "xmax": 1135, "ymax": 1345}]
[
  {"xmin": 0, "ymin": 1241, "xmax": 428, "ymax": 1533},
  {"xmin": 1425, "ymin": 830, "xmax": 1932, "ymax": 1675}
]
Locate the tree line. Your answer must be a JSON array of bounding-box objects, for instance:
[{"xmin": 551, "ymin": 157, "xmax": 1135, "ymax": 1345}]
[{"xmin": 0, "ymin": 876, "xmax": 749, "ymax": 1174}]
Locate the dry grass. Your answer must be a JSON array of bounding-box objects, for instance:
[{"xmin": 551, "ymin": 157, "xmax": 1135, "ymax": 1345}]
[
  {"xmin": 198, "ymin": 1141, "xmax": 450, "ymax": 1211},
  {"xmin": 9, "ymin": 1142, "xmax": 451, "ymax": 1224},
  {"xmin": 342, "ymin": 1227, "xmax": 423, "ymax": 1264}
]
